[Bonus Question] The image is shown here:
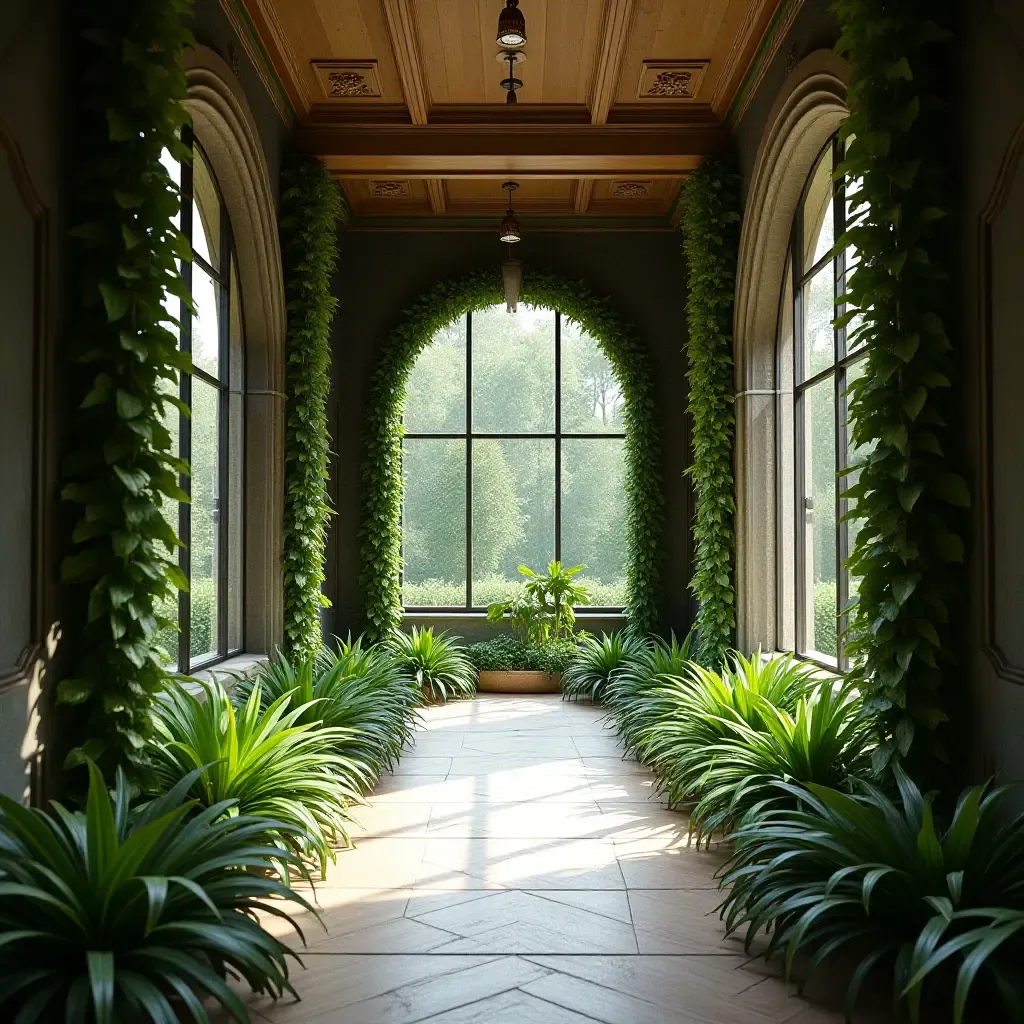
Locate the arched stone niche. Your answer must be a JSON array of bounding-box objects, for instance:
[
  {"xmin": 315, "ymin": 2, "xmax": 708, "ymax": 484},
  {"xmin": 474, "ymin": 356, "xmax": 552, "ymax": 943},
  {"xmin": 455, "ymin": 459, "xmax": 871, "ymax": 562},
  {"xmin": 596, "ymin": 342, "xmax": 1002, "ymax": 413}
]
[
  {"xmin": 732, "ymin": 51, "xmax": 849, "ymax": 653},
  {"xmin": 184, "ymin": 45, "xmax": 287, "ymax": 654}
]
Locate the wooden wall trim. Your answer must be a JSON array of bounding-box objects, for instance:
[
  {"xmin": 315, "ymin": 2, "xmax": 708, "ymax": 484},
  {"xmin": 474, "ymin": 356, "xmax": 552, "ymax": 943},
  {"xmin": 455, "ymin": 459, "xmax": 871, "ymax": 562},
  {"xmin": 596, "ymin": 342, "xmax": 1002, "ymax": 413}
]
[{"xmin": 978, "ymin": 117, "xmax": 1024, "ymax": 684}]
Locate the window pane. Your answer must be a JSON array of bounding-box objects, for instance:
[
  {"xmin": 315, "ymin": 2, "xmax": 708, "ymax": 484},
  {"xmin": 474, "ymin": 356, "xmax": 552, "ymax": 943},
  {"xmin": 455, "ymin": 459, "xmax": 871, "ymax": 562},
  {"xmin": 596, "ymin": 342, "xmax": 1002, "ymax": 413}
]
[
  {"xmin": 472, "ymin": 438, "xmax": 554, "ymax": 603},
  {"xmin": 192, "ymin": 150, "xmax": 221, "ymax": 272},
  {"xmin": 777, "ymin": 261, "xmax": 796, "ymax": 652},
  {"xmin": 190, "ymin": 378, "xmax": 220, "ymax": 664},
  {"xmin": 801, "ymin": 262, "xmax": 836, "ymax": 380},
  {"xmin": 801, "ymin": 375, "xmax": 837, "ymax": 660},
  {"xmin": 191, "ymin": 264, "xmax": 221, "ymax": 380},
  {"xmin": 562, "ymin": 438, "xmax": 627, "ymax": 606},
  {"xmin": 405, "ymin": 315, "xmax": 466, "ymax": 432},
  {"xmin": 561, "ymin": 320, "xmax": 623, "ymax": 434},
  {"xmin": 802, "ymin": 145, "xmax": 834, "ymax": 270},
  {"xmin": 472, "ymin": 305, "xmax": 555, "ymax": 432},
  {"xmin": 402, "ymin": 439, "xmax": 466, "ymax": 606},
  {"xmin": 154, "ymin": 373, "xmax": 182, "ymax": 666}
]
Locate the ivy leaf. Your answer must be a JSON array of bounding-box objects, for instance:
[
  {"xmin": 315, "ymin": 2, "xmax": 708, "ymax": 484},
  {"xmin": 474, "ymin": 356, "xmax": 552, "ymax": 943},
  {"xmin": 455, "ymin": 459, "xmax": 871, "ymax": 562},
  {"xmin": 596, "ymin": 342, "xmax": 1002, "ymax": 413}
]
[{"xmin": 98, "ymin": 282, "xmax": 131, "ymax": 322}]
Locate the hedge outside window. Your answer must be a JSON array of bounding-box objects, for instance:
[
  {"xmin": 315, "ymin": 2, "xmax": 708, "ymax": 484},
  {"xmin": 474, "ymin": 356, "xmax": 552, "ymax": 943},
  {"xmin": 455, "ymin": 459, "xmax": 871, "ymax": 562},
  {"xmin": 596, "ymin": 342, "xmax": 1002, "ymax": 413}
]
[
  {"xmin": 402, "ymin": 305, "xmax": 627, "ymax": 610},
  {"xmin": 156, "ymin": 141, "xmax": 244, "ymax": 669},
  {"xmin": 777, "ymin": 135, "xmax": 866, "ymax": 668}
]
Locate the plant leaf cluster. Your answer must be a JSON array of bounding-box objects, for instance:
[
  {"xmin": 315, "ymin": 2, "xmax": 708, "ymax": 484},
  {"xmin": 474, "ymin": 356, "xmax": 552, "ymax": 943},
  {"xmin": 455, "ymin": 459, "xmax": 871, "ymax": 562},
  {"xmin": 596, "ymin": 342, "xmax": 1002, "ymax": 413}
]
[
  {"xmin": 560, "ymin": 631, "xmax": 651, "ymax": 703},
  {"xmin": 358, "ymin": 267, "xmax": 664, "ymax": 641},
  {"xmin": 0, "ymin": 763, "xmax": 312, "ymax": 1023},
  {"xmin": 466, "ymin": 635, "xmax": 580, "ymax": 674},
  {"xmin": 385, "ymin": 627, "xmax": 477, "ymax": 703},
  {"xmin": 279, "ymin": 156, "xmax": 343, "ymax": 659},
  {"xmin": 831, "ymin": 0, "xmax": 964, "ymax": 778},
  {"xmin": 720, "ymin": 770, "xmax": 1024, "ymax": 1022},
  {"xmin": 678, "ymin": 158, "xmax": 741, "ymax": 669},
  {"xmin": 486, "ymin": 561, "xmax": 590, "ymax": 643},
  {"xmin": 58, "ymin": 0, "xmax": 197, "ymax": 773}
]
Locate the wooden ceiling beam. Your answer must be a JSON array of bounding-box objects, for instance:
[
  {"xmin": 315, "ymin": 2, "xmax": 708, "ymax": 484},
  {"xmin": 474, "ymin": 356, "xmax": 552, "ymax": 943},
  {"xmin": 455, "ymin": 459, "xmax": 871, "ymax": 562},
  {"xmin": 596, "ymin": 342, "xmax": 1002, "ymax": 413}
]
[
  {"xmin": 589, "ymin": 0, "xmax": 635, "ymax": 126},
  {"xmin": 299, "ymin": 123, "xmax": 724, "ymax": 177},
  {"xmin": 381, "ymin": 0, "xmax": 429, "ymax": 125}
]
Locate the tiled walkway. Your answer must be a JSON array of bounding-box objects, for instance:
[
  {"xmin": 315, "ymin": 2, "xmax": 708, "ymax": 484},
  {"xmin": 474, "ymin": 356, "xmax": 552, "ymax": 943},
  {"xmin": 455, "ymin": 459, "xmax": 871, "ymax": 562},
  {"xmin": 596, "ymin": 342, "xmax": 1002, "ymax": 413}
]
[{"xmin": 249, "ymin": 694, "xmax": 866, "ymax": 1023}]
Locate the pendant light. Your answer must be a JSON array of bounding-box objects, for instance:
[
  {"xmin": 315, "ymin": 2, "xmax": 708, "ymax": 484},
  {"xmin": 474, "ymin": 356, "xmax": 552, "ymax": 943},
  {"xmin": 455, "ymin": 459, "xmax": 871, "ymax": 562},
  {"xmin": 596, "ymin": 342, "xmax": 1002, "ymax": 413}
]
[
  {"xmin": 500, "ymin": 51, "xmax": 523, "ymax": 104},
  {"xmin": 496, "ymin": 0, "xmax": 526, "ymax": 48},
  {"xmin": 499, "ymin": 181, "xmax": 521, "ymax": 243}
]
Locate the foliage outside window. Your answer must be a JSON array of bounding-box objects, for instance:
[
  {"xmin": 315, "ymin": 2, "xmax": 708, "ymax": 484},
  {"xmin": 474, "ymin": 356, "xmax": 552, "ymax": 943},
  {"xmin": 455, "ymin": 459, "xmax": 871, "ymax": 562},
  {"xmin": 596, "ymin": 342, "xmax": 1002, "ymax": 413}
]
[
  {"xmin": 402, "ymin": 306, "xmax": 628, "ymax": 611},
  {"xmin": 154, "ymin": 141, "xmax": 245, "ymax": 671},
  {"xmin": 359, "ymin": 268, "xmax": 663, "ymax": 643},
  {"xmin": 777, "ymin": 135, "xmax": 866, "ymax": 669}
]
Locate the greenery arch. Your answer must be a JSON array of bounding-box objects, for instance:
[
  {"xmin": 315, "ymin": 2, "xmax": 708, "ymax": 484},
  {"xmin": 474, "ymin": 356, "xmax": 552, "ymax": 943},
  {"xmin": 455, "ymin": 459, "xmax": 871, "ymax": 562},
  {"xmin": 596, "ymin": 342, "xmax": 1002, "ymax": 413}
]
[{"xmin": 359, "ymin": 266, "xmax": 664, "ymax": 642}]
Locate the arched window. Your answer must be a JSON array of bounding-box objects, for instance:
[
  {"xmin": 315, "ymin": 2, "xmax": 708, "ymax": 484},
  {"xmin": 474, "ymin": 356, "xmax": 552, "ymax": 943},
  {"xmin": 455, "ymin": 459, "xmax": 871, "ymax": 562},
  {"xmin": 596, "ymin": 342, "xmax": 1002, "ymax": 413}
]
[
  {"xmin": 777, "ymin": 134, "xmax": 865, "ymax": 667},
  {"xmin": 157, "ymin": 137, "xmax": 245, "ymax": 669},
  {"xmin": 402, "ymin": 305, "xmax": 628, "ymax": 610}
]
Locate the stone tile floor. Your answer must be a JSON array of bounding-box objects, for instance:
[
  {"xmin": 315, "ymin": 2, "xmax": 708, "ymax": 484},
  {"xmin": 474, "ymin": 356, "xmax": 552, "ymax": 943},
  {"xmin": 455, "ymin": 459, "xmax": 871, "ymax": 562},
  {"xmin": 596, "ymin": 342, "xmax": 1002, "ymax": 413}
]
[{"xmin": 238, "ymin": 694, "xmax": 888, "ymax": 1023}]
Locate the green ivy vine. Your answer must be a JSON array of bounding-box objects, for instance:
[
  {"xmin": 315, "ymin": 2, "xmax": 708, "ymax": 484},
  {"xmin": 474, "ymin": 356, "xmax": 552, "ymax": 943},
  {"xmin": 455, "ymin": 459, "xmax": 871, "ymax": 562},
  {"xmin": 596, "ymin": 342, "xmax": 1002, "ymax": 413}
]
[
  {"xmin": 359, "ymin": 267, "xmax": 664, "ymax": 642},
  {"xmin": 833, "ymin": 0, "xmax": 964, "ymax": 778},
  {"xmin": 59, "ymin": 0, "xmax": 195, "ymax": 772},
  {"xmin": 679, "ymin": 159, "xmax": 741, "ymax": 668},
  {"xmin": 279, "ymin": 157, "xmax": 342, "ymax": 658}
]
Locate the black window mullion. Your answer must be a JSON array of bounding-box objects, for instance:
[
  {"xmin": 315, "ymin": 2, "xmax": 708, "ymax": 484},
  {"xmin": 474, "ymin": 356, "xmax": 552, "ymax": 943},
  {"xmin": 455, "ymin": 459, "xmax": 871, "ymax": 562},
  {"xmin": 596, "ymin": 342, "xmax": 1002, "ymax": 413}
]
[
  {"xmin": 216, "ymin": 203, "xmax": 232, "ymax": 657},
  {"xmin": 178, "ymin": 146, "xmax": 195, "ymax": 671},
  {"xmin": 555, "ymin": 312, "xmax": 562, "ymax": 564},
  {"xmin": 465, "ymin": 312, "xmax": 473, "ymax": 611},
  {"xmin": 833, "ymin": 135, "xmax": 849, "ymax": 670},
  {"xmin": 792, "ymin": 195, "xmax": 808, "ymax": 656}
]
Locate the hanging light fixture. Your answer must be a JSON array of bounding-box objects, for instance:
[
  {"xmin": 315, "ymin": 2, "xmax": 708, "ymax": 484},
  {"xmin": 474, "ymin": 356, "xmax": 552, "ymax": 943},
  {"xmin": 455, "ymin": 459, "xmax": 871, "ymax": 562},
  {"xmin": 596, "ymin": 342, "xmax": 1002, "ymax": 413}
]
[
  {"xmin": 496, "ymin": 0, "xmax": 526, "ymax": 48},
  {"xmin": 499, "ymin": 181, "xmax": 521, "ymax": 243},
  {"xmin": 499, "ymin": 181, "xmax": 522, "ymax": 312},
  {"xmin": 500, "ymin": 50, "xmax": 523, "ymax": 104}
]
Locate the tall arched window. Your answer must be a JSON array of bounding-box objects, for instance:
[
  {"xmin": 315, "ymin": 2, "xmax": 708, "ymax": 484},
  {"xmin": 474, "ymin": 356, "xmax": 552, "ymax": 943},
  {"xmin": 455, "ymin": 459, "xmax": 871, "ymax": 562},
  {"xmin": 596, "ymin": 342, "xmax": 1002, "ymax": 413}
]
[
  {"xmin": 157, "ymin": 137, "xmax": 245, "ymax": 669},
  {"xmin": 402, "ymin": 305, "xmax": 627, "ymax": 610},
  {"xmin": 778, "ymin": 134, "xmax": 864, "ymax": 667}
]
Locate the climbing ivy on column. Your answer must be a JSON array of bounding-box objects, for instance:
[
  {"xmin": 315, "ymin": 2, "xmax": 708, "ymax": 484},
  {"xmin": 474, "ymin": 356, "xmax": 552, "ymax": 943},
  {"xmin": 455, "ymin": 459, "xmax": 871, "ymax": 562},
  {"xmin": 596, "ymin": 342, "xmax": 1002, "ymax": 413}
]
[
  {"xmin": 59, "ymin": 0, "xmax": 195, "ymax": 772},
  {"xmin": 359, "ymin": 267, "xmax": 664, "ymax": 642},
  {"xmin": 833, "ymin": 0, "xmax": 964, "ymax": 779},
  {"xmin": 679, "ymin": 159, "xmax": 741, "ymax": 668},
  {"xmin": 279, "ymin": 157, "xmax": 342, "ymax": 658}
]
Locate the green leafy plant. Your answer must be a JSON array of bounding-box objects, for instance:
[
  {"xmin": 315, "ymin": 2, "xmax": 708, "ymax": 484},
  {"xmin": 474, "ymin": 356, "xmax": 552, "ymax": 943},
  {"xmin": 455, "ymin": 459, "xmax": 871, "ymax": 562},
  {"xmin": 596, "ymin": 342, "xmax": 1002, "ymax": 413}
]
[
  {"xmin": 385, "ymin": 627, "xmax": 476, "ymax": 703},
  {"xmin": 720, "ymin": 771, "xmax": 1024, "ymax": 1022},
  {"xmin": 831, "ymin": 0, "xmax": 964, "ymax": 777},
  {"xmin": 0, "ymin": 762, "xmax": 314, "ymax": 1023},
  {"xmin": 679, "ymin": 681, "xmax": 873, "ymax": 844},
  {"xmin": 679, "ymin": 158, "xmax": 741, "ymax": 669},
  {"xmin": 359, "ymin": 267, "xmax": 663, "ymax": 641},
  {"xmin": 58, "ymin": 0, "xmax": 196, "ymax": 773},
  {"xmin": 627, "ymin": 653, "xmax": 819, "ymax": 785},
  {"xmin": 149, "ymin": 680, "xmax": 363, "ymax": 876},
  {"xmin": 466, "ymin": 635, "xmax": 580, "ymax": 674},
  {"xmin": 561, "ymin": 631, "xmax": 650, "ymax": 703},
  {"xmin": 279, "ymin": 156, "xmax": 343, "ymax": 659},
  {"xmin": 487, "ymin": 561, "xmax": 591, "ymax": 642},
  {"xmin": 232, "ymin": 637, "xmax": 421, "ymax": 785}
]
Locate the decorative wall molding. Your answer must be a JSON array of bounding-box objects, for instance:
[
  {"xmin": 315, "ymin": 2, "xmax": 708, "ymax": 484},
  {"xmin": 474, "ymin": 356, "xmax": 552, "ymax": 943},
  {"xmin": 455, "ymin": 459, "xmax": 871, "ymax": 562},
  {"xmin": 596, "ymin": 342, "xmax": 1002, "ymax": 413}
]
[
  {"xmin": 731, "ymin": 52, "xmax": 848, "ymax": 652},
  {"xmin": 185, "ymin": 46, "xmax": 287, "ymax": 655},
  {"xmin": 978, "ymin": 116, "xmax": 1024, "ymax": 684}
]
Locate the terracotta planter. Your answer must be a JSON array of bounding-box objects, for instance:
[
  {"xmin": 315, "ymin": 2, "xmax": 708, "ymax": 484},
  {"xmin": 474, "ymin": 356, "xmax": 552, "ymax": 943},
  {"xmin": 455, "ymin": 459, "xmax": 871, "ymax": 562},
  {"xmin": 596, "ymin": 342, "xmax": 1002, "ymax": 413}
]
[{"xmin": 477, "ymin": 670, "xmax": 562, "ymax": 694}]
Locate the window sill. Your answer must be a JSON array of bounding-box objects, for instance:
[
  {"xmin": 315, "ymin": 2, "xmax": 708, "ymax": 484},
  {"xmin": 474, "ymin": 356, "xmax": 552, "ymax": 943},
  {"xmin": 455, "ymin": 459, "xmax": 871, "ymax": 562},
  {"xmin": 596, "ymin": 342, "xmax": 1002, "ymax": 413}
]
[{"xmin": 181, "ymin": 652, "xmax": 268, "ymax": 700}]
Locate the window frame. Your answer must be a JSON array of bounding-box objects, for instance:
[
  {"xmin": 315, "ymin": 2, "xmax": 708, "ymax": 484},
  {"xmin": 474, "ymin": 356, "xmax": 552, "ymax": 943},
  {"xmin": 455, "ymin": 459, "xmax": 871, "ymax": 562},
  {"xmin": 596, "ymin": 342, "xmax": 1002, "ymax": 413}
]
[
  {"xmin": 778, "ymin": 133, "xmax": 866, "ymax": 671},
  {"xmin": 402, "ymin": 308, "xmax": 627, "ymax": 614},
  {"xmin": 173, "ymin": 134, "xmax": 246, "ymax": 670}
]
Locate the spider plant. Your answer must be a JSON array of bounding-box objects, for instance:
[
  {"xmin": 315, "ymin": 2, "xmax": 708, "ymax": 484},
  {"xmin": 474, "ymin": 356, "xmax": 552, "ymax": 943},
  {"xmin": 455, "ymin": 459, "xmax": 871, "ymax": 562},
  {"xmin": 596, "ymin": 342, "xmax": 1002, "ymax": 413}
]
[
  {"xmin": 678, "ymin": 680, "xmax": 873, "ymax": 843},
  {"xmin": 720, "ymin": 771, "xmax": 1024, "ymax": 1023},
  {"xmin": 560, "ymin": 630, "xmax": 650, "ymax": 703},
  {"xmin": 233, "ymin": 637, "xmax": 421, "ymax": 785},
  {"xmin": 630, "ymin": 652, "xmax": 818, "ymax": 778},
  {"xmin": 149, "ymin": 679, "xmax": 365, "ymax": 877},
  {"xmin": 385, "ymin": 626, "xmax": 476, "ymax": 702},
  {"xmin": 0, "ymin": 762, "xmax": 315, "ymax": 1023}
]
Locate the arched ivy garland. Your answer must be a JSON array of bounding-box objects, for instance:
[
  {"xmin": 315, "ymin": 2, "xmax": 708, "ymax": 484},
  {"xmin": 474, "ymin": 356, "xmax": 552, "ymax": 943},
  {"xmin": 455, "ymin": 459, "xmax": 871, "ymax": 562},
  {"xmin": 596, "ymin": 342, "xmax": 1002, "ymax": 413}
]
[{"xmin": 359, "ymin": 267, "xmax": 664, "ymax": 642}]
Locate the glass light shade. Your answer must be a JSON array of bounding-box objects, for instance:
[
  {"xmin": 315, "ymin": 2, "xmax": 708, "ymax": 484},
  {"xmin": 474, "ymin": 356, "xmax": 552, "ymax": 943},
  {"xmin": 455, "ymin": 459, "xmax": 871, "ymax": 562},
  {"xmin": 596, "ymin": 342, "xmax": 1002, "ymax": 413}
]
[
  {"xmin": 502, "ymin": 258, "xmax": 522, "ymax": 312},
  {"xmin": 499, "ymin": 210, "xmax": 521, "ymax": 243},
  {"xmin": 497, "ymin": 0, "xmax": 526, "ymax": 47}
]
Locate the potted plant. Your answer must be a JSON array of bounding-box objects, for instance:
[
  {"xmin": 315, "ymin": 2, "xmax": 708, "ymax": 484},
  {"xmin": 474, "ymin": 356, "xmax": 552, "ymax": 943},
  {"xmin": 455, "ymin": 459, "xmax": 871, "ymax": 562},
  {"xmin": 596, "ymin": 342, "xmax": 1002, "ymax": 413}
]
[{"xmin": 468, "ymin": 562, "xmax": 589, "ymax": 693}]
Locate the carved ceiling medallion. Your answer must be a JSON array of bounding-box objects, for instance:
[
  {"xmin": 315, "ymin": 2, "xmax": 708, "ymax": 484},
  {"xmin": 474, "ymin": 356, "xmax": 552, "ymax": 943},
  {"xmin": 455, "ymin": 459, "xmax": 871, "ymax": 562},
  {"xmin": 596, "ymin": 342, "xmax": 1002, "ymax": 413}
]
[
  {"xmin": 637, "ymin": 60, "xmax": 710, "ymax": 101},
  {"xmin": 611, "ymin": 181, "xmax": 653, "ymax": 197},
  {"xmin": 311, "ymin": 60, "xmax": 382, "ymax": 101},
  {"xmin": 369, "ymin": 180, "xmax": 412, "ymax": 198}
]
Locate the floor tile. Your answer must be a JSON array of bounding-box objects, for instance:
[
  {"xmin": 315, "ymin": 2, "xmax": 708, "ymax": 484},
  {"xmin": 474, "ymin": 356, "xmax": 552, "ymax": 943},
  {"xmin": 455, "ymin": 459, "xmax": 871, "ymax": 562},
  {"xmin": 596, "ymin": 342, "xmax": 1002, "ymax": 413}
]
[{"xmin": 411, "ymin": 987, "xmax": 600, "ymax": 1023}]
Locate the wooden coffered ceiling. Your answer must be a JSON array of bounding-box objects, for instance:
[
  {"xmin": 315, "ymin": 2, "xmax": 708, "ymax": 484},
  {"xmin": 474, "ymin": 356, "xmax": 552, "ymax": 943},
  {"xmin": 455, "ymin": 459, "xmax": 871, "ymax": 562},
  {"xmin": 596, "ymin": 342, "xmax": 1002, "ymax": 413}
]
[{"xmin": 235, "ymin": 0, "xmax": 789, "ymax": 226}]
